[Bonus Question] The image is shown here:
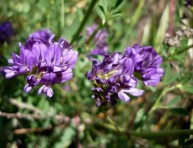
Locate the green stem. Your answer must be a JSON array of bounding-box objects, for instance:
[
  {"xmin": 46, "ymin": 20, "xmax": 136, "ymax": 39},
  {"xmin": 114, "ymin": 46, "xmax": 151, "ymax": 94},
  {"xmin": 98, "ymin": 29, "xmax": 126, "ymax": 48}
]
[
  {"xmin": 149, "ymin": 88, "xmax": 167, "ymax": 114},
  {"xmin": 60, "ymin": 0, "xmax": 65, "ymax": 31},
  {"xmin": 70, "ymin": 0, "xmax": 98, "ymax": 45},
  {"xmin": 130, "ymin": 0, "xmax": 145, "ymax": 28},
  {"xmin": 130, "ymin": 129, "xmax": 193, "ymax": 139},
  {"xmin": 175, "ymin": 44, "xmax": 193, "ymax": 55}
]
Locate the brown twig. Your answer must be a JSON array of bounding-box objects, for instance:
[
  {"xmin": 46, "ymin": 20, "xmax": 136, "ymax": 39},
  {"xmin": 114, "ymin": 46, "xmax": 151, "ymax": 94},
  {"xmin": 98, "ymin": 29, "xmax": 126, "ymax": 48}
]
[
  {"xmin": 0, "ymin": 111, "xmax": 41, "ymax": 120},
  {"xmin": 14, "ymin": 124, "xmax": 66, "ymax": 135},
  {"xmin": 9, "ymin": 99, "xmax": 41, "ymax": 114}
]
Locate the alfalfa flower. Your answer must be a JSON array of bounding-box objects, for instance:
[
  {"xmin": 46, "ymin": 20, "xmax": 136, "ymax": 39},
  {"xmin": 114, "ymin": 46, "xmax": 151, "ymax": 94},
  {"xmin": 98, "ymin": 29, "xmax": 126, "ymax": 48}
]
[
  {"xmin": 86, "ymin": 24, "xmax": 108, "ymax": 56},
  {"xmin": 0, "ymin": 21, "xmax": 14, "ymax": 43},
  {"xmin": 86, "ymin": 52, "xmax": 144, "ymax": 106},
  {"xmin": 3, "ymin": 29, "xmax": 78, "ymax": 97},
  {"xmin": 124, "ymin": 44, "xmax": 164, "ymax": 86}
]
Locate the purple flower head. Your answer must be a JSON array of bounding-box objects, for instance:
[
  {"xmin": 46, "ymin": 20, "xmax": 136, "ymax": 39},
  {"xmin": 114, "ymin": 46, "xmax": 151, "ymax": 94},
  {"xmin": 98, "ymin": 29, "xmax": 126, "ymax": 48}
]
[
  {"xmin": 29, "ymin": 29, "xmax": 54, "ymax": 42},
  {"xmin": 86, "ymin": 24, "xmax": 108, "ymax": 56},
  {"xmin": 124, "ymin": 44, "xmax": 164, "ymax": 86},
  {"xmin": 3, "ymin": 29, "xmax": 78, "ymax": 97},
  {"xmin": 0, "ymin": 21, "xmax": 14, "ymax": 43},
  {"xmin": 86, "ymin": 52, "xmax": 144, "ymax": 106}
]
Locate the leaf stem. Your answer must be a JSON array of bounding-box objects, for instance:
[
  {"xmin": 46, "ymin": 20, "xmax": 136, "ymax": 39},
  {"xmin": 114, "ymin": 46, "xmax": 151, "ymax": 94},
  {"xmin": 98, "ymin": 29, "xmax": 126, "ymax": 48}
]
[
  {"xmin": 129, "ymin": 129, "xmax": 193, "ymax": 139},
  {"xmin": 60, "ymin": 0, "xmax": 65, "ymax": 31},
  {"xmin": 141, "ymin": 84, "xmax": 180, "ymax": 129}
]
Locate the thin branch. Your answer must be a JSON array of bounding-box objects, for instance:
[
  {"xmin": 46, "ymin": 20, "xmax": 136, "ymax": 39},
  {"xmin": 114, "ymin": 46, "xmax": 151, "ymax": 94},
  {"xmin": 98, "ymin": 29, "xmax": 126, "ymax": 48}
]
[
  {"xmin": 14, "ymin": 124, "xmax": 66, "ymax": 135},
  {"xmin": 0, "ymin": 111, "xmax": 41, "ymax": 120},
  {"xmin": 9, "ymin": 99, "xmax": 41, "ymax": 114},
  {"xmin": 0, "ymin": 111, "xmax": 70, "ymax": 123},
  {"xmin": 70, "ymin": 0, "xmax": 98, "ymax": 44}
]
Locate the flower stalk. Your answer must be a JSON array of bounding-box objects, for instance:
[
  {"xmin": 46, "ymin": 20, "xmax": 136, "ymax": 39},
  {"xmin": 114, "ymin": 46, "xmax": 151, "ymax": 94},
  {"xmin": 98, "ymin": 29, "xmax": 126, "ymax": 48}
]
[{"xmin": 70, "ymin": 0, "xmax": 98, "ymax": 44}]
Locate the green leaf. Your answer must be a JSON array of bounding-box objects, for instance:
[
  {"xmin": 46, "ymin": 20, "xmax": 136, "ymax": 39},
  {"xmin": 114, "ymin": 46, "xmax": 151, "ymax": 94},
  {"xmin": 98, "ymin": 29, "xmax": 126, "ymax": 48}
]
[
  {"xmin": 98, "ymin": 0, "xmax": 109, "ymax": 12},
  {"xmin": 110, "ymin": 11, "xmax": 122, "ymax": 19},
  {"xmin": 134, "ymin": 108, "xmax": 145, "ymax": 129},
  {"xmin": 182, "ymin": 86, "xmax": 193, "ymax": 94},
  {"xmin": 98, "ymin": 5, "xmax": 105, "ymax": 14},
  {"xmin": 168, "ymin": 96, "xmax": 181, "ymax": 107},
  {"xmin": 96, "ymin": 5, "xmax": 106, "ymax": 20},
  {"xmin": 169, "ymin": 108, "xmax": 189, "ymax": 116},
  {"xmin": 114, "ymin": 0, "xmax": 124, "ymax": 8},
  {"xmin": 163, "ymin": 64, "xmax": 178, "ymax": 85},
  {"xmin": 54, "ymin": 127, "xmax": 76, "ymax": 148}
]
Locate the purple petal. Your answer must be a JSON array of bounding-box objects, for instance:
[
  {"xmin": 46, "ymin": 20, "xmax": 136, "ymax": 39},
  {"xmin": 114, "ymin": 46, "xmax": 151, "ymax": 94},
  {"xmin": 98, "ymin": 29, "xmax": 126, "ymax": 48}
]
[
  {"xmin": 143, "ymin": 78, "xmax": 160, "ymax": 86},
  {"xmin": 38, "ymin": 85, "xmax": 53, "ymax": 97},
  {"xmin": 54, "ymin": 68, "xmax": 73, "ymax": 84},
  {"xmin": 24, "ymin": 84, "xmax": 32, "ymax": 93},
  {"xmin": 45, "ymin": 44, "xmax": 61, "ymax": 65},
  {"xmin": 29, "ymin": 29, "xmax": 53, "ymax": 41},
  {"xmin": 5, "ymin": 71, "xmax": 15, "ymax": 78},
  {"xmin": 118, "ymin": 90, "xmax": 131, "ymax": 102},
  {"xmin": 119, "ymin": 88, "xmax": 144, "ymax": 98},
  {"xmin": 32, "ymin": 43, "xmax": 48, "ymax": 63},
  {"xmin": 62, "ymin": 49, "xmax": 78, "ymax": 68},
  {"xmin": 41, "ymin": 72, "xmax": 57, "ymax": 84},
  {"xmin": 11, "ymin": 52, "xmax": 20, "ymax": 63}
]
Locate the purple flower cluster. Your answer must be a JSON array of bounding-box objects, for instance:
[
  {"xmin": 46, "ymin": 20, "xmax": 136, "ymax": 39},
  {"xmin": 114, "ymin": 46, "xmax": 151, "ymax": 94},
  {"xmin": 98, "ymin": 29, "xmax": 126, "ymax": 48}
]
[
  {"xmin": 86, "ymin": 44, "xmax": 164, "ymax": 106},
  {"xmin": 3, "ymin": 29, "xmax": 78, "ymax": 97},
  {"xmin": 124, "ymin": 44, "xmax": 164, "ymax": 86},
  {"xmin": 0, "ymin": 21, "xmax": 14, "ymax": 43},
  {"xmin": 86, "ymin": 24, "xmax": 108, "ymax": 56},
  {"xmin": 86, "ymin": 53, "xmax": 144, "ymax": 106}
]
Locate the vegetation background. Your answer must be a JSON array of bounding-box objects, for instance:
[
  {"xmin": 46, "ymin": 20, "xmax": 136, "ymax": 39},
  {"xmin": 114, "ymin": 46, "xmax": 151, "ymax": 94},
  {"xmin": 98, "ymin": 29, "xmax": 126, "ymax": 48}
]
[{"xmin": 0, "ymin": 0, "xmax": 193, "ymax": 147}]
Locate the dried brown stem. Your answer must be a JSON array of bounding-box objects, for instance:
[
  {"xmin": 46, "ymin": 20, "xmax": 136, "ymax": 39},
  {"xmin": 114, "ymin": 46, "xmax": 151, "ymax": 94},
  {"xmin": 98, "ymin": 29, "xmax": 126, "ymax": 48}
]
[
  {"xmin": 14, "ymin": 124, "xmax": 66, "ymax": 135},
  {"xmin": 0, "ymin": 111, "xmax": 41, "ymax": 120}
]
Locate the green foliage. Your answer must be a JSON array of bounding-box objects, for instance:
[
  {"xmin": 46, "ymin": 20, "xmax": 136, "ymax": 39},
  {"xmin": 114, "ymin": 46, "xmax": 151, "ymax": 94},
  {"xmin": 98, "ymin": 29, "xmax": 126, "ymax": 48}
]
[
  {"xmin": 163, "ymin": 64, "xmax": 178, "ymax": 85},
  {"xmin": 54, "ymin": 126, "xmax": 76, "ymax": 148}
]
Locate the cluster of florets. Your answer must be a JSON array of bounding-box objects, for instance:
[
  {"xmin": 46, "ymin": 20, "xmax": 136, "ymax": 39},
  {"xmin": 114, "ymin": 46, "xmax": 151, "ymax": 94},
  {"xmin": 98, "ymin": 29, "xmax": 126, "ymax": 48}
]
[
  {"xmin": 86, "ymin": 24, "xmax": 108, "ymax": 56},
  {"xmin": 86, "ymin": 44, "xmax": 164, "ymax": 106},
  {"xmin": 3, "ymin": 29, "xmax": 78, "ymax": 97},
  {"xmin": 0, "ymin": 21, "xmax": 14, "ymax": 43},
  {"xmin": 2, "ymin": 24, "xmax": 164, "ymax": 106}
]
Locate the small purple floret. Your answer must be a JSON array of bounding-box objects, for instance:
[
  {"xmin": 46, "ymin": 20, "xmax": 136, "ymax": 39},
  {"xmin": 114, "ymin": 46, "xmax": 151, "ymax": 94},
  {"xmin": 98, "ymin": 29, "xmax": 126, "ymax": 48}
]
[
  {"xmin": 124, "ymin": 44, "xmax": 164, "ymax": 86},
  {"xmin": 86, "ymin": 24, "xmax": 108, "ymax": 57},
  {"xmin": 0, "ymin": 21, "xmax": 14, "ymax": 43}
]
